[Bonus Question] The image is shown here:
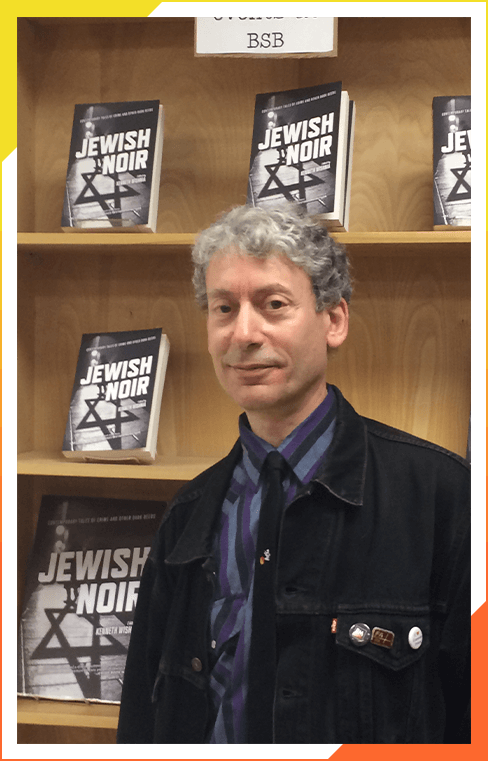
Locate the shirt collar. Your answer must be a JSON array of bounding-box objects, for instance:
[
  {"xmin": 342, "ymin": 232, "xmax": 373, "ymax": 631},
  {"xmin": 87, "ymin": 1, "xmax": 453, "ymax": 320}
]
[{"xmin": 239, "ymin": 389, "xmax": 336, "ymax": 488}]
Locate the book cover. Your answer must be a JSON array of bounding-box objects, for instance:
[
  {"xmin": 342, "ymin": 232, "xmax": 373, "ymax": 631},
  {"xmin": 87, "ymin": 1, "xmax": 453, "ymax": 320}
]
[
  {"xmin": 61, "ymin": 100, "xmax": 164, "ymax": 232},
  {"xmin": 433, "ymin": 96, "xmax": 471, "ymax": 229},
  {"xmin": 246, "ymin": 81, "xmax": 354, "ymax": 228},
  {"xmin": 18, "ymin": 494, "xmax": 166, "ymax": 703},
  {"xmin": 62, "ymin": 328, "xmax": 170, "ymax": 463}
]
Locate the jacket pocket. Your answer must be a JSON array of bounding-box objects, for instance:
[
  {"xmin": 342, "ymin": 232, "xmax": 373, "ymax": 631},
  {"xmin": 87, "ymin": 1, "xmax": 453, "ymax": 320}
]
[
  {"xmin": 151, "ymin": 655, "xmax": 208, "ymax": 704},
  {"xmin": 334, "ymin": 610, "xmax": 435, "ymax": 742}
]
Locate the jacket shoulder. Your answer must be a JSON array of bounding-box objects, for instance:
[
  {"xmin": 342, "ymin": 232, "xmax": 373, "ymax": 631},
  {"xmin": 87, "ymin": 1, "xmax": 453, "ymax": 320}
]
[
  {"xmin": 363, "ymin": 416, "xmax": 470, "ymax": 471},
  {"xmin": 148, "ymin": 441, "xmax": 242, "ymax": 564},
  {"xmin": 171, "ymin": 440, "xmax": 242, "ymax": 507}
]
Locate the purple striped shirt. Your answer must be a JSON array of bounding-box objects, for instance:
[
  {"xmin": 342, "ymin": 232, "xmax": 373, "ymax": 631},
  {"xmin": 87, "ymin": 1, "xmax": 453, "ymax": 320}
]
[{"xmin": 208, "ymin": 388, "xmax": 337, "ymax": 743}]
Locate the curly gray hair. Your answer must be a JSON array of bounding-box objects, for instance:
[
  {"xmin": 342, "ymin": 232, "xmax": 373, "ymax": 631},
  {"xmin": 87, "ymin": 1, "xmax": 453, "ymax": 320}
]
[{"xmin": 191, "ymin": 204, "xmax": 352, "ymax": 312}]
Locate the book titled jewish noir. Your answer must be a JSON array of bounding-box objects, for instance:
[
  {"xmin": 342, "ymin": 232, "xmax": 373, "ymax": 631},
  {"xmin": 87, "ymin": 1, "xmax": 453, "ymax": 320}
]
[
  {"xmin": 247, "ymin": 81, "xmax": 355, "ymax": 230},
  {"xmin": 433, "ymin": 96, "xmax": 471, "ymax": 229},
  {"xmin": 18, "ymin": 495, "xmax": 166, "ymax": 703},
  {"xmin": 61, "ymin": 100, "xmax": 164, "ymax": 232},
  {"xmin": 62, "ymin": 328, "xmax": 170, "ymax": 463}
]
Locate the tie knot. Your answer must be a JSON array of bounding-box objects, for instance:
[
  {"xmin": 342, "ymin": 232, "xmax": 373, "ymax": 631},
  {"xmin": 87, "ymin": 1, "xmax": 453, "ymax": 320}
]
[{"xmin": 265, "ymin": 450, "xmax": 287, "ymax": 476}]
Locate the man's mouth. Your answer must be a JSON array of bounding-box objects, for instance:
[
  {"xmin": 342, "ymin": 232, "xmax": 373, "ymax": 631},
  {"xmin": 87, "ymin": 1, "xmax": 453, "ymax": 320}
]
[{"xmin": 231, "ymin": 363, "xmax": 276, "ymax": 371}]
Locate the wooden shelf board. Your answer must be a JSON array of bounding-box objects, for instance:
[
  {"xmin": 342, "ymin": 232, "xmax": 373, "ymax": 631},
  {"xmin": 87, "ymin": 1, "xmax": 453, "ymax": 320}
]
[
  {"xmin": 18, "ymin": 232, "xmax": 196, "ymax": 256},
  {"xmin": 17, "ymin": 451, "xmax": 220, "ymax": 481},
  {"xmin": 333, "ymin": 229, "xmax": 470, "ymax": 244},
  {"xmin": 18, "ymin": 230, "xmax": 471, "ymax": 257},
  {"xmin": 332, "ymin": 230, "xmax": 470, "ymax": 256},
  {"xmin": 17, "ymin": 697, "xmax": 119, "ymax": 728}
]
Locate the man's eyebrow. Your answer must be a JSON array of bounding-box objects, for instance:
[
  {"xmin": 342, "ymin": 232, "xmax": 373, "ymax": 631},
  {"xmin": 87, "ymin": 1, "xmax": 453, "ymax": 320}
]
[
  {"xmin": 207, "ymin": 284, "xmax": 293, "ymax": 300},
  {"xmin": 207, "ymin": 288, "xmax": 233, "ymax": 301}
]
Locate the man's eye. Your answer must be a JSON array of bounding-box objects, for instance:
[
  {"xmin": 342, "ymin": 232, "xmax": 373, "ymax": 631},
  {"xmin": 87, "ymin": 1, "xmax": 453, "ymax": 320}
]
[
  {"xmin": 267, "ymin": 299, "xmax": 285, "ymax": 310},
  {"xmin": 218, "ymin": 304, "xmax": 232, "ymax": 314}
]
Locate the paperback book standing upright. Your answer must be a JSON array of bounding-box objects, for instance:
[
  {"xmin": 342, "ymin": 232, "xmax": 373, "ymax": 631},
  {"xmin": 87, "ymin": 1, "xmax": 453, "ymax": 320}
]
[
  {"xmin": 432, "ymin": 95, "xmax": 471, "ymax": 229},
  {"xmin": 62, "ymin": 328, "xmax": 170, "ymax": 463},
  {"xmin": 61, "ymin": 100, "xmax": 164, "ymax": 232},
  {"xmin": 247, "ymin": 81, "xmax": 355, "ymax": 231}
]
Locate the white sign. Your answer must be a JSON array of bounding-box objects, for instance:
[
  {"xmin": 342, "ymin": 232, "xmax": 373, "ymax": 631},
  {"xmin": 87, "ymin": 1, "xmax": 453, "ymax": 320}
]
[{"xmin": 195, "ymin": 17, "xmax": 337, "ymax": 57}]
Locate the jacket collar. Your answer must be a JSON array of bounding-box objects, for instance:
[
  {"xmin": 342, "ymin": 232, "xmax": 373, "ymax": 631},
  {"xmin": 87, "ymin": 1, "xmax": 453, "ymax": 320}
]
[
  {"xmin": 312, "ymin": 385, "xmax": 367, "ymax": 506},
  {"xmin": 165, "ymin": 385, "xmax": 367, "ymax": 566},
  {"xmin": 165, "ymin": 440, "xmax": 242, "ymax": 566}
]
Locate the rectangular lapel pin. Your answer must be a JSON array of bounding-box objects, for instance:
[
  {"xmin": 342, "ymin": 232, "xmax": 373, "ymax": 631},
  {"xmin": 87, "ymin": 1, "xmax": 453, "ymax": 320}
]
[{"xmin": 371, "ymin": 627, "xmax": 395, "ymax": 648}]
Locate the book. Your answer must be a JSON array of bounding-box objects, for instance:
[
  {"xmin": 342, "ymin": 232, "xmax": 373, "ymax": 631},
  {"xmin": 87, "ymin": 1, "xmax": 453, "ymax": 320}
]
[
  {"xmin": 246, "ymin": 81, "xmax": 355, "ymax": 230},
  {"xmin": 62, "ymin": 328, "xmax": 170, "ymax": 463},
  {"xmin": 339, "ymin": 99, "xmax": 356, "ymax": 233},
  {"xmin": 18, "ymin": 494, "xmax": 166, "ymax": 703},
  {"xmin": 61, "ymin": 100, "xmax": 164, "ymax": 232},
  {"xmin": 433, "ymin": 96, "xmax": 471, "ymax": 229}
]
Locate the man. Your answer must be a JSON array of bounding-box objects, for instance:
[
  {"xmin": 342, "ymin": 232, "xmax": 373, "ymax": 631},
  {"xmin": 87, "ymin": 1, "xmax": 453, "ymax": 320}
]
[{"xmin": 117, "ymin": 204, "xmax": 470, "ymax": 744}]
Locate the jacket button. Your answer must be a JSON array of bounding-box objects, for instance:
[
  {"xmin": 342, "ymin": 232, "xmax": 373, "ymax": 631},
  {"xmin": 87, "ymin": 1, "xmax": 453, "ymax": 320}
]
[{"xmin": 191, "ymin": 657, "xmax": 203, "ymax": 672}]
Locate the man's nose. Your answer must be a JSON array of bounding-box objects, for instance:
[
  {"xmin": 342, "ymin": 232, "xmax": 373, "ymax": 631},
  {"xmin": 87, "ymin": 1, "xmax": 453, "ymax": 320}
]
[{"xmin": 232, "ymin": 303, "xmax": 263, "ymax": 345}]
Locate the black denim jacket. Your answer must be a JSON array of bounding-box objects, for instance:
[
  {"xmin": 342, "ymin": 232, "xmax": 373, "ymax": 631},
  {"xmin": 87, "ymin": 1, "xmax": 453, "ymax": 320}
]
[{"xmin": 117, "ymin": 386, "xmax": 470, "ymax": 744}]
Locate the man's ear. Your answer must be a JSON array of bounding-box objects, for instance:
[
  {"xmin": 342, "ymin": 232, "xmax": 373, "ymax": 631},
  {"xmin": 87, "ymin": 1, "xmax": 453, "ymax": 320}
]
[{"xmin": 325, "ymin": 298, "xmax": 349, "ymax": 349}]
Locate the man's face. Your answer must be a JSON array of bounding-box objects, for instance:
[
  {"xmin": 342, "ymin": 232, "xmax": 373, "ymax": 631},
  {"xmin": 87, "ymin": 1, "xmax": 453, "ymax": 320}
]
[{"xmin": 206, "ymin": 249, "xmax": 346, "ymax": 423}]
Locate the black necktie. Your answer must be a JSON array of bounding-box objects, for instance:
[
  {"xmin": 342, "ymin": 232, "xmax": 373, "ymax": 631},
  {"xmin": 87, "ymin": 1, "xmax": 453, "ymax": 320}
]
[{"xmin": 247, "ymin": 450, "xmax": 287, "ymax": 743}]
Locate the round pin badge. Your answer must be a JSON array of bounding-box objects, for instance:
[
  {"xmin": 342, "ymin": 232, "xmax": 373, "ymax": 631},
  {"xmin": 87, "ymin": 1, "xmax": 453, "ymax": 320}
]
[
  {"xmin": 349, "ymin": 622, "xmax": 371, "ymax": 646},
  {"xmin": 408, "ymin": 626, "xmax": 423, "ymax": 650}
]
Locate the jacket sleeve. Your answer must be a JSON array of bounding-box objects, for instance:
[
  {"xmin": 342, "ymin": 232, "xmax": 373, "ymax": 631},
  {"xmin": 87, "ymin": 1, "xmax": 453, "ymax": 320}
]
[
  {"xmin": 438, "ymin": 467, "xmax": 471, "ymax": 743},
  {"xmin": 117, "ymin": 505, "xmax": 183, "ymax": 745},
  {"xmin": 116, "ymin": 521, "xmax": 173, "ymax": 743}
]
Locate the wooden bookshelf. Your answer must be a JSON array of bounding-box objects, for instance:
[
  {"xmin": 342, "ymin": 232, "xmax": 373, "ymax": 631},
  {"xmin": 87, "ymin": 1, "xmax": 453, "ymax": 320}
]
[
  {"xmin": 17, "ymin": 15, "xmax": 470, "ymax": 744},
  {"xmin": 17, "ymin": 450, "xmax": 219, "ymax": 480},
  {"xmin": 18, "ymin": 229, "xmax": 470, "ymax": 256},
  {"xmin": 18, "ymin": 697, "xmax": 119, "ymax": 729}
]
